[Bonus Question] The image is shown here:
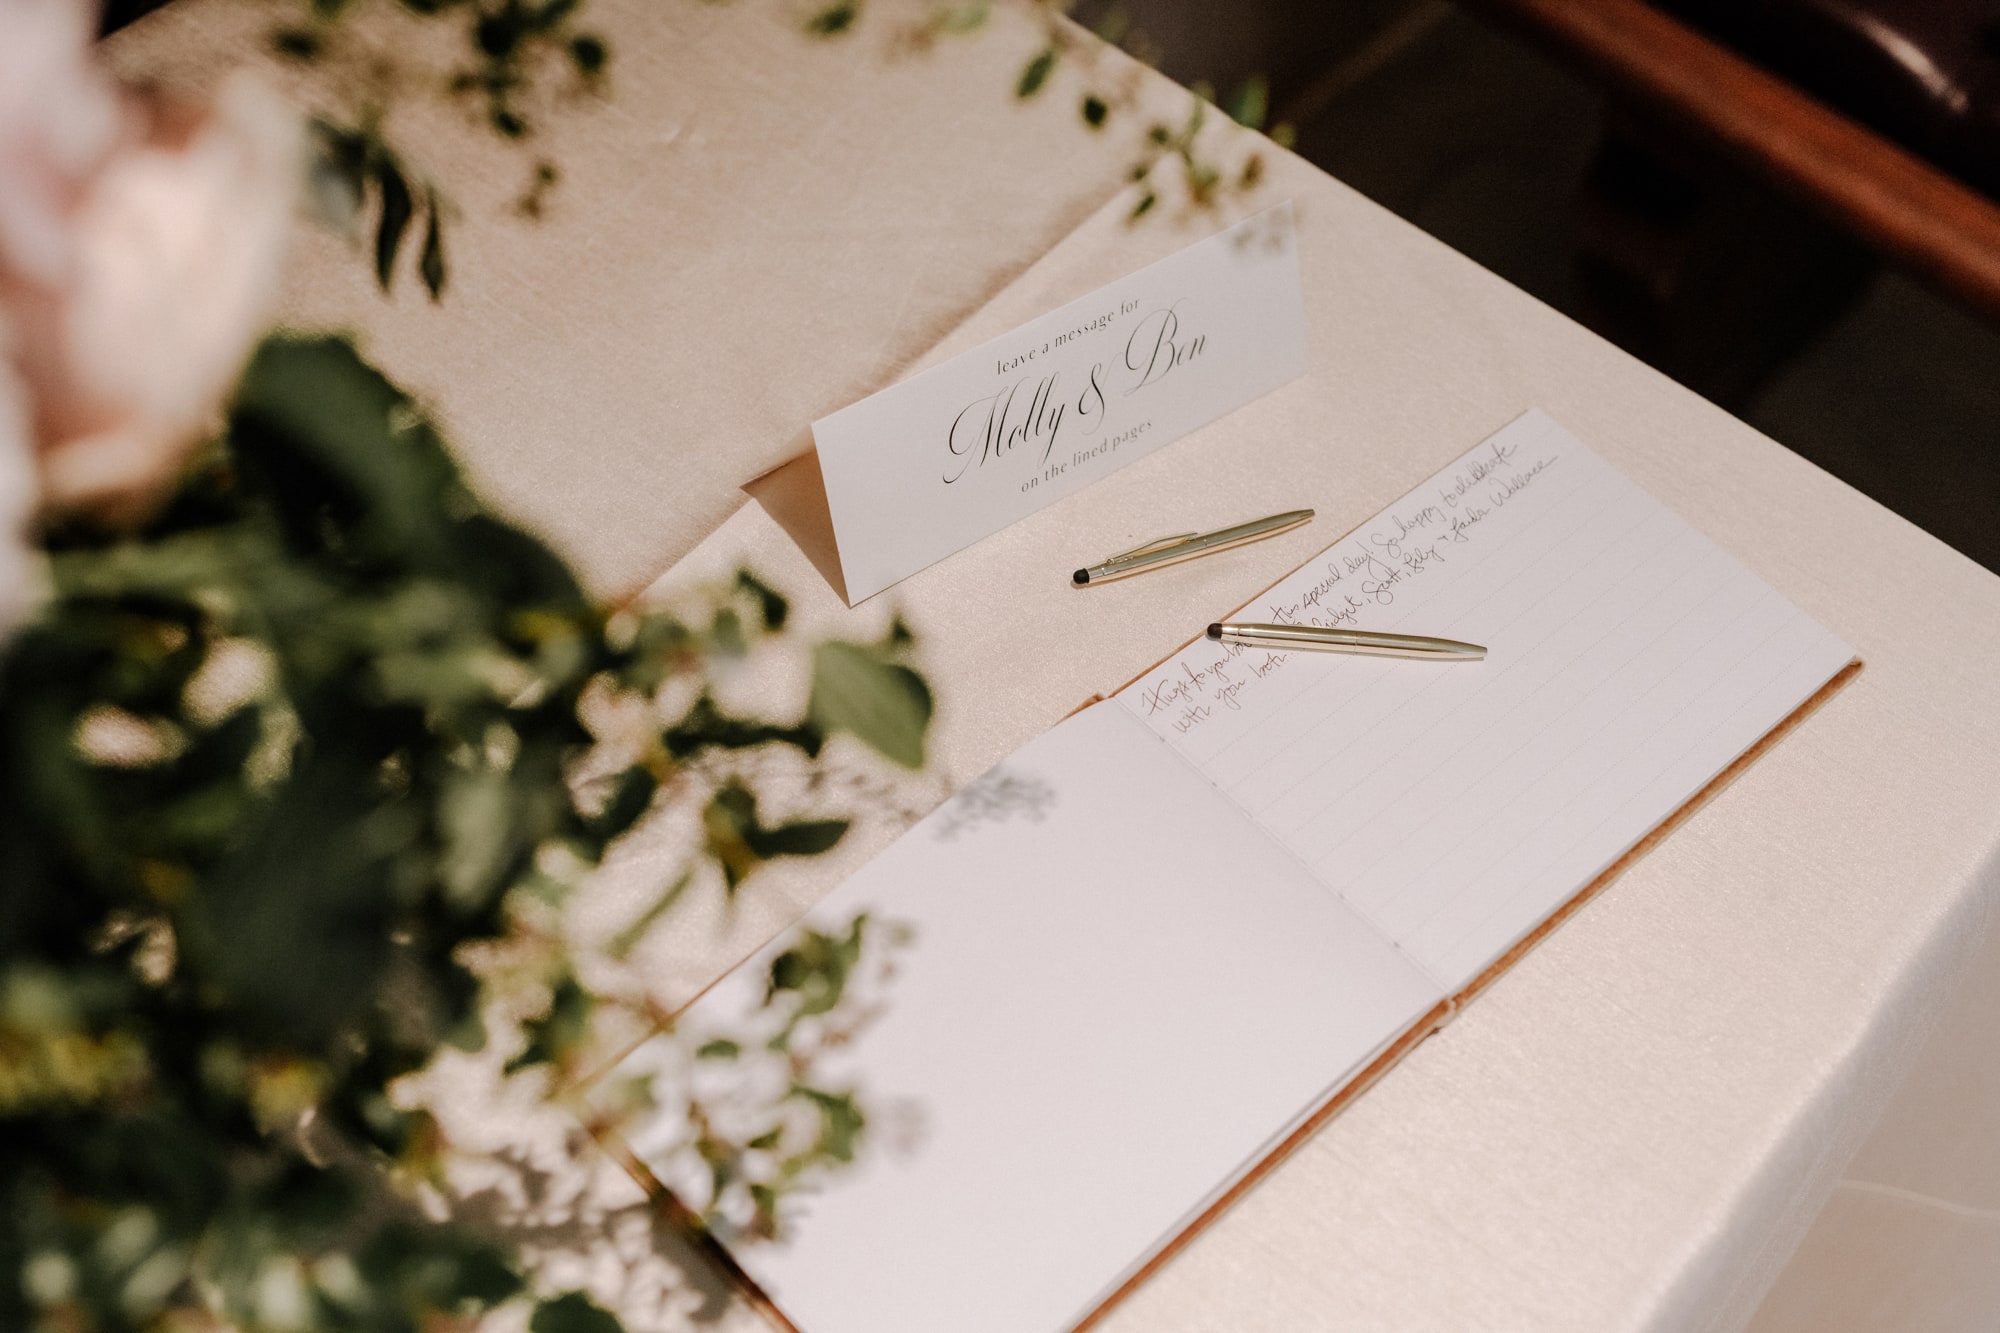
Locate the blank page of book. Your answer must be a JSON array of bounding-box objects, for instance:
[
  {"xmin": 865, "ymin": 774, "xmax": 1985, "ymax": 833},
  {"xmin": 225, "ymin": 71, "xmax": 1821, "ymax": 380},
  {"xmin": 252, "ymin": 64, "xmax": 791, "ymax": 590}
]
[
  {"xmin": 1116, "ymin": 409, "xmax": 1857, "ymax": 993},
  {"xmin": 617, "ymin": 701, "xmax": 1441, "ymax": 1333}
]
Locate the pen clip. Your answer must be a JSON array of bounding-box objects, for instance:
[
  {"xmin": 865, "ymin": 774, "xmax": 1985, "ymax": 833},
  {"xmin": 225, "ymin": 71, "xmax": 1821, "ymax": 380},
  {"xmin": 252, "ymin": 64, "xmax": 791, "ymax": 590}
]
[{"xmin": 1106, "ymin": 532, "xmax": 1199, "ymax": 562}]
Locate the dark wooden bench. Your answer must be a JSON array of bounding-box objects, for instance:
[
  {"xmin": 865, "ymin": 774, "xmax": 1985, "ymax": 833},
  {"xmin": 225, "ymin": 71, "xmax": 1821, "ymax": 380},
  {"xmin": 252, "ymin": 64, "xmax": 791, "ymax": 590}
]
[{"xmin": 1456, "ymin": 0, "xmax": 2000, "ymax": 401}]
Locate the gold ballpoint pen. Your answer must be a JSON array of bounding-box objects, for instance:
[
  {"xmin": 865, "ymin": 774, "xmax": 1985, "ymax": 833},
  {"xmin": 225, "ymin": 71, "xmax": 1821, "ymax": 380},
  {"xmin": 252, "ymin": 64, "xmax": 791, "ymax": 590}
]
[
  {"xmin": 1207, "ymin": 621, "xmax": 1487, "ymax": 661},
  {"xmin": 1073, "ymin": 509, "xmax": 1315, "ymax": 586}
]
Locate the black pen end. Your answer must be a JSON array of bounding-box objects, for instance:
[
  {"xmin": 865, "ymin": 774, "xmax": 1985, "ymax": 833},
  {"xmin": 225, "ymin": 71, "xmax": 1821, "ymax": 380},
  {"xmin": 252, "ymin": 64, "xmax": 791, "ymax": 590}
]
[
  {"xmin": 1205, "ymin": 623, "xmax": 1222, "ymax": 640},
  {"xmin": 1072, "ymin": 569, "xmax": 1089, "ymax": 586}
]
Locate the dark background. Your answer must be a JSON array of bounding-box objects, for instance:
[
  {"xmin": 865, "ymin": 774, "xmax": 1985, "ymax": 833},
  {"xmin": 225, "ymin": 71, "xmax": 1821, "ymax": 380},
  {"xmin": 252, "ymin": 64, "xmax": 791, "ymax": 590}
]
[{"xmin": 1084, "ymin": 0, "xmax": 2000, "ymax": 573}]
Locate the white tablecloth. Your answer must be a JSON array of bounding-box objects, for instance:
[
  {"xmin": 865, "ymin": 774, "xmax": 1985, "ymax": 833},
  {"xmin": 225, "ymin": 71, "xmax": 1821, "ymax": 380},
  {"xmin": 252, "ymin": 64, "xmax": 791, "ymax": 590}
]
[{"xmin": 111, "ymin": 2, "xmax": 2000, "ymax": 1329}]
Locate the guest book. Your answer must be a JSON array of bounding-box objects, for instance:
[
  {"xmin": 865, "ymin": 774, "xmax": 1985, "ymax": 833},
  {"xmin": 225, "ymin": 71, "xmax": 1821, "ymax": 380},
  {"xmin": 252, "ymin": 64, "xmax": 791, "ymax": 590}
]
[{"xmin": 597, "ymin": 410, "xmax": 1859, "ymax": 1333}]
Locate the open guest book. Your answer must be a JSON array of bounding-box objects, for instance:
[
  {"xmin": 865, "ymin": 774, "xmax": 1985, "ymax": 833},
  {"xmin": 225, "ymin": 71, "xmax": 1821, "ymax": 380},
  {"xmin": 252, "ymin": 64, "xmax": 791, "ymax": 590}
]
[{"xmin": 597, "ymin": 410, "xmax": 1859, "ymax": 1333}]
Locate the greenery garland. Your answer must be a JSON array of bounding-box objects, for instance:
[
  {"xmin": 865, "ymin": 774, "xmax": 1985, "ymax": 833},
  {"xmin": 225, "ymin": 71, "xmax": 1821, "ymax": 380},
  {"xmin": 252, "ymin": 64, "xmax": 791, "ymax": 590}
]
[
  {"xmin": 1, "ymin": 336, "xmax": 932, "ymax": 1331},
  {"xmin": 3, "ymin": 1, "xmax": 1289, "ymax": 1325}
]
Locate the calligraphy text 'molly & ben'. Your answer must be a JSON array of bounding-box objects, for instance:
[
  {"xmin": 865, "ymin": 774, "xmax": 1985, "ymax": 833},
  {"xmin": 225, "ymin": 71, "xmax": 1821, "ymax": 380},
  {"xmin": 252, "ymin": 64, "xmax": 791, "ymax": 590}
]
[{"xmin": 941, "ymin": 299, "xmax": 1207, "ymax": 485}]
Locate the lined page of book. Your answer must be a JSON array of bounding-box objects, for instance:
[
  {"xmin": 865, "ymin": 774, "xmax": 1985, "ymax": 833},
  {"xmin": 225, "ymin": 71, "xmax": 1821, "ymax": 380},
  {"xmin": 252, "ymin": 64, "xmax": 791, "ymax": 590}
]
[
  {"xmin": 616, "ymin": 701, "xmax": 1441, "ymax": 1333},
  {"xmin": 1116, "ymin": 410, "xmax": 1856, "ymax": 991}
]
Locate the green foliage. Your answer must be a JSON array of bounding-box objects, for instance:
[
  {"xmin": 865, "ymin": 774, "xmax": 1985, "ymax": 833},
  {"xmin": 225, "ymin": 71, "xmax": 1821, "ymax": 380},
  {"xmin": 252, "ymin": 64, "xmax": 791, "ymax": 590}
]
[
  {"xmin": 767, "ymin": 914, "xmax": 870, "ymax": 1035},
  {"xmin": 993, "ymin": 8, "xmax": 1285, "ymax": 220},
  {"xmin": 532, "ymin": 1291, "xmax": 624, "ymax": 1333},
  {"xmin": 505, "ymin": 975, "xmax": 594, "ymax": 1075},
  {"xmin": 0, "ymin": 334, "xmax": 931, "ymax": 1331},
  {"xmin": 282, "ymin": 0, "xmax": 1283, "ymax": 302},
  {"xmin": 569, "ymin": 34, "xmax": 608, "ymax": 76},
  {"xmin": 310, "ymin": 121, "xmax": 452, "ymax": 301},
  {"xmin": 284, "ymin": 0, "xmax": 612, "ymax": 287},
  {"xmin": 795, "ymin": 1086, "xmax": 864, "ymax": 1163},
  {"xmin": 373, "ymin": 152, "xmax": 414, "ymax": 289},
  {"xmin": 932, "ymin": 1, "xmax": 990, "ymax": 34},
  {"xmin": 271, "ymin": 25, "xmax": 321, "ymax": 59},
  {"xmin": 1015, "ymin": 46, "xmax": 1056, "ymax": 98},
  {"xmin": 807, "ymin": 3, "xmax": 858, "ymax": 36},
  {"xmin": 702, "ymin": 783, "xmax": 849, "ymax": 892},
  {"xmin": 419, "ymin": 188, "xmax": 448, "ymax": 298},
  {"xmin": 661, "ymin": 915, "xmax": 893, "ymax": 1240},
  {"xmin": 808, "ymin": 638, "xmax": 933, "ymax": 769},
  {"xmin": 1225, "ymin": 75, "xmax": 1269, "ymax": 130}
]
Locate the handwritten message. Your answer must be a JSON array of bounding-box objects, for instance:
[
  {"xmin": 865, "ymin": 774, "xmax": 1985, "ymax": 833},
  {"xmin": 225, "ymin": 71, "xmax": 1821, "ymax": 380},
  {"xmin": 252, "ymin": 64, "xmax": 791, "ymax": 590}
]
[
  {"xmin": 1113, "ymin": 408, "xmax": 1856, "ymax": 989},
  {"xmin": 1128, "ymin": 432, "xmax": 1564, "ymax": 740}
]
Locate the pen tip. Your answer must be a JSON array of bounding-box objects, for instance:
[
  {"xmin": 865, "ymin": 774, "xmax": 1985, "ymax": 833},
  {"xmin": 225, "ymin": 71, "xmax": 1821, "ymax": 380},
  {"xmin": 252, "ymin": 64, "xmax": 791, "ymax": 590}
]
[
  {"xmin": 1206, "ymin": 623, "xmax": 1222, "ymax": 640},
  {"xmin": 1072, "ymin": 569, "xmax": 1089, "ymax": 586}
]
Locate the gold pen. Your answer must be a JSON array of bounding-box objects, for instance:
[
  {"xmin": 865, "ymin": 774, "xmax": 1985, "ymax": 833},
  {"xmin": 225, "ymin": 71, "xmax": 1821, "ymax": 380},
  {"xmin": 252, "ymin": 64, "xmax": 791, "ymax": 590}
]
[
  {"xmin": 1207, "ymin": 622, "xmax": 1486, "ymax": 661},
  {"xmin": 1073, "ymin": 509, "xmax": 1314, "ymax": 586}
]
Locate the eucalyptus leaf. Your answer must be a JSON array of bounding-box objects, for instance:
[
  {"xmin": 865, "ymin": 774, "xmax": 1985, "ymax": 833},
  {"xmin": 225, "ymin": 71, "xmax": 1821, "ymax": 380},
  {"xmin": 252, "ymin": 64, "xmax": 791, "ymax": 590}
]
[
  {"xmin": 747, "ymin": 816, "xmax": 848, "ymax": 860},
  {"xmin": 734, "ymin": 568, "xmax": 789, "ymax": 630},
  {"xmin": 934, "ymin": 1, "xmax": 989, "ymax": 33},
  {"xmin": 806, "ymin": 3, "xmax": 856, "ymax": 35},
  {"xmin": 419, "ymin": 189, "xmax": 447, "ymax": 300},
  {"xmin": 701, "ymin": 782, "xmax": 849, "ymax": 891},
  {"xmin": 663, "ymin": 695, "xmax": 822, "ymax": 761},
  {"xmin": 505, "ymin": 975, "xmax": 593, "ymax": 1074},
  {"xmin": 230, "ymin": 336, "xmax": 464, "ymax": 569},
  {"xmin": 373, "ymin": 156, "xmax": 414, "ymax": 291},
  {"xmin": 1225, "ymin": 75, "xmax": 1269, "ymax": 129},
  {"xmin": 794, "ymin": 1086, "xmax": 864, "ymax": 1163},
  {"xmin": 1016, "ymin": 47, "xmax": 1056, "ymax": 99},
  {"xmin": 532, "ymin": 1291, "xmax": 623, "ymax": 1333},
  {"xmin": 767, "ymin": 915, "xmax": 868, "ymax": 1020},
  {"xmin": 587, "ymin": 764, "xmax": 657, "ymax": 841},
  {"xmin": 272, "ymin": 27, "xmax": 321, "ymax": 61},
  {"xmin": 437, "ymin": 768, "xmax": 517, "ymax": 910},
  {"xmin": 569, "ymin": 33, "xmax": 607, "ymax": 76},
  {"xmin": 808, "ymin": 641, "xmax": 931, "ymax": 768}
]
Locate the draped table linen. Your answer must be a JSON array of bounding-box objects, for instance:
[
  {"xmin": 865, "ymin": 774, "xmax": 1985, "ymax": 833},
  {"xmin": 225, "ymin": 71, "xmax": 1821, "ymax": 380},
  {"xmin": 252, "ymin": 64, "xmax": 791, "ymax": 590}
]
[{"xmin": 108, "ymin": 3, "xmax": 2000, "ymax": 1329}]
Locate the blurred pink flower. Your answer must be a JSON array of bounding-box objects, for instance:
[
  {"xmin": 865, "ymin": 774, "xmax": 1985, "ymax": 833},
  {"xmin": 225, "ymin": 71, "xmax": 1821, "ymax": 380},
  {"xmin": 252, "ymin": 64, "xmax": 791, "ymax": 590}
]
[
  {"xmin": 0, "ymin": 0, "xmax": 299, "ymax": 630},
  {"xmin": 0, "ymin": 360, "xmax": 39, "ymax": 634}
]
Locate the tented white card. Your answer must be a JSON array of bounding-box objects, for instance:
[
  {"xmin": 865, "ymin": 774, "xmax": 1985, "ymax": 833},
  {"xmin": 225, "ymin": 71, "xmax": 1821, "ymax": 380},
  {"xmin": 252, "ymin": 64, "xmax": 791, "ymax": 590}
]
[{"xmin": 811, "ymin": 203, "xmax": 1307, "ymax": 601}]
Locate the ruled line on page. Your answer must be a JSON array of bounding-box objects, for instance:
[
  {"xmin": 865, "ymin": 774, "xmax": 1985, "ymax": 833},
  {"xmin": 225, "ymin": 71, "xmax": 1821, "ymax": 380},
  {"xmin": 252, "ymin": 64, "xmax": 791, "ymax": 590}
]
[
  {"xmin": 1285, "ymin": 539, "xmax": 1752, "ymax": 882},
  {"xmin": 1371, "ymin": 583, "xmax": 1796, "ymax": 942},
  {"xmin": 1191, "ymin": 454, "xmax": 1610, "ymax": 779},
  {"xmin": 1253, "ymin": 506, "xmax": 1701, "ymax": 852},
  {"xmin": 1414, "ymin": 607, "xmax": 1838, "ymax": 982},
  {"xmin": 1222, "ymin": 497, "xmax": 1674, "ymax": 820},
  {"xmin": 1114, "ymin": 410, "xmax": 1856, "ymax": 992}
]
